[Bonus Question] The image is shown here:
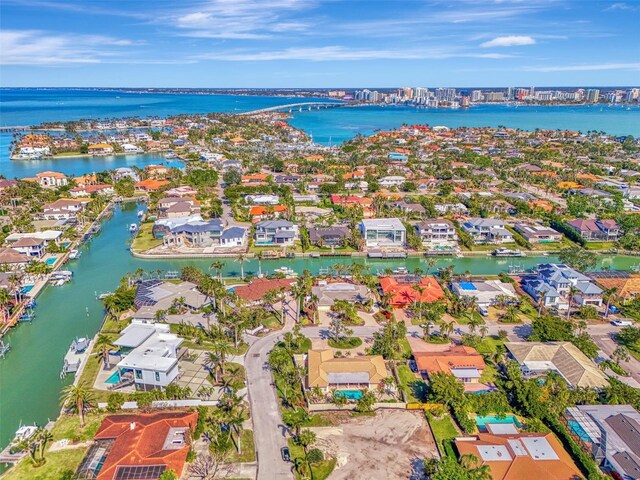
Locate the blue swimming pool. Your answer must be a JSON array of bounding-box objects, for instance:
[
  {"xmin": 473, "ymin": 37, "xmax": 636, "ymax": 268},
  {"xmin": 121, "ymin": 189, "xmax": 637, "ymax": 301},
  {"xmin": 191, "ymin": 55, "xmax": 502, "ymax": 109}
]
[
  {"xmin": 568, "ymin": 420, "xmax": 593, "ymax": 443},
  {"xmin": 45, "ymin": 257, "xmax": 56, "ymax": 266},
  {"xmin": 458, "ymin": 282, "xmax": 477, "ymax": 291},
  {"xmin": 336, "ymin": 390, "xmax": 363, "ymax": 400},
  {"xmin": 20, "ymin": 285, "xmax": 34, "ymax": 294},
  {"xmin": 105, "ymin": 370, "xmax": 121, "ymax": 384},
  {"xmin": 475, "ymin": 415, "xmax": 522, "ymax": 428}
]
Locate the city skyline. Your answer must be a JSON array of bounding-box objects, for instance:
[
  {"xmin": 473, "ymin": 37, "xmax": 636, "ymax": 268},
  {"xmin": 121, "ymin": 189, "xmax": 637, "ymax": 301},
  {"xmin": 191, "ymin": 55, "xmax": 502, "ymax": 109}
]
[{"xmin": 1, "ymin": 0, "xmax": 640, "ymax": 87}]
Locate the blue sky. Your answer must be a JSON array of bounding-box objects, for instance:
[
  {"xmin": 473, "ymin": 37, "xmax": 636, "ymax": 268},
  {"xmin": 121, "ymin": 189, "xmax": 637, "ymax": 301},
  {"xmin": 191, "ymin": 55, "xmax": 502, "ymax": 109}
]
[{"xmin": 1, "ymin": 0, "xmax": 639, "ymax": 87}]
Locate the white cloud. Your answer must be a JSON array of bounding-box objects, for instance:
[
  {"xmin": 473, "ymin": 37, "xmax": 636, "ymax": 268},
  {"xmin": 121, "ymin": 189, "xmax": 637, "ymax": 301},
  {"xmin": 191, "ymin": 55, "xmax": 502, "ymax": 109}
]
[
  {"xmin": 481, "ymin": 35, "xmax": 536, "ymax": 47},
  {"xmin": 0, "ymin": 30, "xmax": 164, "ymax": 65},
  {"xmin": 196, "ymin": 46, "xmax": 513, "ymax": 61},
  {"xmin": 525, "ymin": 62, "xmax": 640, "ymax": 72},
  {"xmin": 605, "ymin": 3, "xmax": 639, "ymax": 11}
]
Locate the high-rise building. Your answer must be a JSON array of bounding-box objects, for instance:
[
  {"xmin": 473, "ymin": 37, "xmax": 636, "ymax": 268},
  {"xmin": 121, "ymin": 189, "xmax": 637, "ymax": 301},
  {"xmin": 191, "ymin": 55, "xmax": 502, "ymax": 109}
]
[
  {"xmin": 529, "ymin": 86, "xmax": 536, "ymax": 96},
  {"xmin": 484, "ymin": 91, "xmax": 505, "ymax": 102},
  {"xmin": 626, "ymin": 88, "xmax": 639, "ymax": 101},
  {"xmin": 471, "ymin": 90, "xmax": 483, "ymax": 102},
  {"xmin": 586, "ymin": 89, "xmax": 600, "ymax": 103}
]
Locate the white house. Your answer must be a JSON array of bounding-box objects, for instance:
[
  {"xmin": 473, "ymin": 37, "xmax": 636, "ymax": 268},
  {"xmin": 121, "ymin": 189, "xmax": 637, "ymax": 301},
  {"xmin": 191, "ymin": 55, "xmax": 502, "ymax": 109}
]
[
  {"xmin": 461, "ymin": 218, "xmax": 514, "ymax": 244},
  {"xmin": 114, "ymin": 323, "xmax": 183, "ymax": 391},
  {"xmin": 378, "ymin": 176, "xmax": 406, "ymax": 188},
  {"xmin": 359, "ymin": 218, "xmax": 406, "ymax": 247}
]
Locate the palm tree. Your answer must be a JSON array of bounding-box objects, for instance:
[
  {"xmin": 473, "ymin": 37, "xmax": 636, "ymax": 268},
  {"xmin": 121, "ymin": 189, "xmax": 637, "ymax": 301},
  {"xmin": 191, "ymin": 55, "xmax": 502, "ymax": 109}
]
[
  {"xmin": 210, "ymin": 337, "xmax": 233, "ymax": 376},
  {"xmin": 0, "ymin": 288, "xmax": 11, "ymax": 321},
  {"xmin": 235, "ymin": 254, "xmax": 247, "ymax": 280},
  {"xmin": 603, "ymin": 287, "xmax": 618, "ymax": 318},
  {"xmin": 255, "ymin": 252, "xmax": 263, "ymax": 277},
  {"xmin": 221, "ymin": 363, "xmax": 245, "ymax": 393},
  {"xmin": 210, "ymin": 261, "xmax": 224, "ymax": 281},
  {"xmin": 411, "ymin": 285, "xmax": 425, "ymax": 322},
  {"xmin": 439, "ymin": 319, "xmax": 455, "ymax": 339},
  {"xmin": 566, "ymin": 286, "xmax": 579, "ymax": 319},
  {"xmin": 60, "ymin": 383, "xmax": 94, "ymax": 427},
  {"xmin": 93, "ymin": 334, "xmax": 115, "ymax": 368},
  {"xmin": 479, "ymin": 324, "xmax": 489, "ymax": 338}
]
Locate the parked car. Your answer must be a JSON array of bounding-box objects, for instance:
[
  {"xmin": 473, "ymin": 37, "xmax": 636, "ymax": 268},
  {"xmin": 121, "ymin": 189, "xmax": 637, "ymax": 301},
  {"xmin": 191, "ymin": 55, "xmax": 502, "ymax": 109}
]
[
  {"xmin": 478, "ymin": 306, "xmax": 489, "ymax": 317},
  {"xmin": 611, "ymin": 319, "xmax": 633, "ymax": 327},
  {"xmin": 281, "ymin": 447, "xmax": 291, "ymax": 462}
]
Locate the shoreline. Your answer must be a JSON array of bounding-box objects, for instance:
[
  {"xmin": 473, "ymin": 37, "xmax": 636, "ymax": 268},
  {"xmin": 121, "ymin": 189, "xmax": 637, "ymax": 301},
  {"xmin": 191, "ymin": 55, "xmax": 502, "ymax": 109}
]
[{"xmin": 10, "ymin": 151, "xmax": 171, "ymax": 161}]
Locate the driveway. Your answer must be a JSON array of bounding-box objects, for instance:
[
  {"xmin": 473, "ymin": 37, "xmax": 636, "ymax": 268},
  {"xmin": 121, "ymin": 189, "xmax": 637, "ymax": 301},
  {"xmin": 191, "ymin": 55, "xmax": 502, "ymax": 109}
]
[
  {"xmin": 244, "ymin": 296, "xmax": 296, "ymax": 480},
  {"xmin": 589, "ymin": 324, "xmax": 640, "ymax": 383}
]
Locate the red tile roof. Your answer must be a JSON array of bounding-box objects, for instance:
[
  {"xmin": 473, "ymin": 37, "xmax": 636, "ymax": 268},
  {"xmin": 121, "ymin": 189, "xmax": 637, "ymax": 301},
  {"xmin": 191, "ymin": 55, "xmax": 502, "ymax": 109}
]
[
  {"xmin": 413, "ymin": 345, "xmax": 486, "ymax": 375},
  {"xmin": 94, "ymin": 411, "xmax": 198, "ymax": 480},
  {"xmin": 232, "ymin": 277, "xmax": 296, "ymax": 302},
  {"xmin": 379, "ymin": 276, "xmax": 445, "ymax": 307}
]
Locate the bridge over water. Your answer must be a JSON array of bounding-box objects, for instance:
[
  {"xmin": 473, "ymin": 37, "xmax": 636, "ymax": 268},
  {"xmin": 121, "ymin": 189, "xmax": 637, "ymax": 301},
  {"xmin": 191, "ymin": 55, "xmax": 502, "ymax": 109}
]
[{"xmin": 237, "ymin": 101, "xmax": 343, "ymax": 116}]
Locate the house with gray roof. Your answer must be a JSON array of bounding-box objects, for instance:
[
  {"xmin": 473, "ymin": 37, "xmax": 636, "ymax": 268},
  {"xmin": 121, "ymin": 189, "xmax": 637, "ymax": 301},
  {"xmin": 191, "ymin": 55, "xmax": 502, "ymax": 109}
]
[
  {"xmin": 153, "ymin": 215, "xmax": 224, "ymax": 248},
  {"xmin": 255, "ymin": 220, "xmax": 297, "ymax": 246},
  {"xmin": 308, "ymin": 226, "xmax": 350, "ymax": 247},
  {"xmin": 461, "ymin": 218, "xmax": 514, "ymax": 245},
  {"xmin": 565, "ymin": 404, "xmax": 640, "ymax": 480},
  {"xmin": 522, "ymin": 263, "xmax": 603, "ymax": 310}
]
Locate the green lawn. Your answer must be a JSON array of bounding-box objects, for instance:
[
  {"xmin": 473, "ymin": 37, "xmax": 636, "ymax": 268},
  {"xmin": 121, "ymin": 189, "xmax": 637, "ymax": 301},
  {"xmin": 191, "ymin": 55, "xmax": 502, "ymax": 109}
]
[
  {"xmin": 7, "ymin": 413, "xmax": 108, "ymax": 480},
  {"xmin": 287, "ymin": 439, "xmax": 336, "ymax": 480},
  {"xmin": 303, "ymin": 414, "xmax": 336, "ymax": 428},
  {"xmin": 427, "ymin": 413, "xmax": 459, "ymax": 456},
  {"xmin": 7, "ymin": 447, "xmax": 87, "ymax": 480},
  {"xmin": 328, "ymin": 337, "xmax": 362, "ymax": 349},
  {"xmin": 75, "ymin": 336, "xmax": 120, "ymax": 402},
  {"xmin": 397, "ymin": 364, "xmax": 427, "ymax": 403},
  {"xmin": 130, "ymin": 223, "xmax": 163, "ymax": 252},
  {"xmin": 584, "ymin": 241, "xmax": 616, "ymax": 251},
  {"xmin": 474, "ymin": 336, "xmax": 505, "ymax": 356},
  {"xmin": 228, "ymin": 430, "xmax": 256, "ymax": 463}
]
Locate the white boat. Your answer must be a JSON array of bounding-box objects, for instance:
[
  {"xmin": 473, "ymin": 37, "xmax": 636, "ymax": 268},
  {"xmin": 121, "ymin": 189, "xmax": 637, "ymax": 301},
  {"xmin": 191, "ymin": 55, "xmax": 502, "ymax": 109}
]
[
  {"xmin": 137, "ymin": 210, "xmax": 145, "ymax": 218},
  {"xmin": 69, "ymin": 249, "xmax": 81, "ymax": 259},
  {"xmin": 492, "ymin": 247, "xmax": 526, "ymax": 257},
  {"xmin": 60, "ymin": 337, "xmax": 90, "ymax": 378},
  {"xmin": 0, "ymin": 425, "xmax": 38, "ymax": 464},
  {"xmin": 392, "ymin": 267, "xmax": 409, "ymax": 275},
  {"xmin": 129, "ymin": 224, "xmax": 138, "ymax": 233},
  {"xmin": 273, "ymin": 266, "xmax": 297, "ymax": 277}
]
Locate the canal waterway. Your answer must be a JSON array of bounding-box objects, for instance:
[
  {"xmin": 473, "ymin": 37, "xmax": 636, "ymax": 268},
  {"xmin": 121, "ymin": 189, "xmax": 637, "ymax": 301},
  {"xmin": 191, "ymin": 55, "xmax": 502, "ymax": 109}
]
[{"xmin": 1, "ymin": 204, "xmax": 639, "ymax": 454}]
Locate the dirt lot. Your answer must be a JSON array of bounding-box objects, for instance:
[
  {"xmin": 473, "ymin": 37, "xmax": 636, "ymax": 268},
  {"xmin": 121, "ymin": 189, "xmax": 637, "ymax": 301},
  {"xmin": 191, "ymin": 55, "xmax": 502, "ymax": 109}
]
[{"xmin": 312, "ymin": 409, "xmax": 438, "ymax": 480}]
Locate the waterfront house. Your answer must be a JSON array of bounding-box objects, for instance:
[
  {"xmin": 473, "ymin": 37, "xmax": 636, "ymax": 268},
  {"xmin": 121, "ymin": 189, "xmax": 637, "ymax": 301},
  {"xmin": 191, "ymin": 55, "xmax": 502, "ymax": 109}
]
[
  {"xmin": 306, "ymin": 349, "xmax": 388, "ymax": 393},
  {"xmin": 0, "ymin": 247, "xmax": 30, "ymax": 269},
  {"xmin": 359, "ymin": 218, "xmax": 406, "ymax": 248},
  {"xmin": 505, "ymin": 341, "xmax": 608, "ymax": 389},
  {"xmin": 413, "ymin": 345, "xmax": 487, "ymax": 392},
  {"xmin": 132, "ymin": 280, "xmax": 209, "ymax": 321},
  {"xmin": 70, "ymin": 184, "xmax": 114, "ymax": 198},
  {"xmin": 135, "ymin": 179, "xmax": 170, "ymax": 192},
  {"xmin": 114, "ymin": 323, "xmax": 184, "ymax": 390},
  {"xmin": 311, "ymin": 282, "xmax": 372, "ymax": 310},
  {"xmin": 232, "ymin": 277, "xmax": 296, "ymax": 305},
  {"xmin": 379, "ymin": 275, "xmax": 445, "ymax": 307},
  {"xmin": 4, "ymin": 230, "xmax": 62, "ymax": 248},
  {"xmin": 11, "ymin": 237, "xmax": 45, "ymax": 258},
  {"xmin": 145, "ymin": 164, "xmax": 169, "ymax": 178},
  {"xmin": 522, "ymin": 263, "xmax": 603, "ymax": 310},
  {"xmin": 87, "ymin": 143, "xmax": 114, "ymax": 155},
  {"xmin": 113, "ymin": 167, "xmax": 140, "ymax": 182},
  {"xmin": 220, "ymin": 227, "xmax": 248, "ymax": 247},
  {"xmin": 76, "ymin": 411, "xmax": 197, "ymax": 480},
  {"xmin": 563, "ymin": 404, "xmax": 640, "ymax": 480},
  {"xmin": 566, "ymin": 219, "xmax": 621, "ymax": 242},
  {"xmin": 254, "ymin": 220, "xmax": 297, "ymax": 246},
  {"xmin": 513, "ymin": 223, "xmax": 563, "ymax": 244},
  {"xmin": 308, "ymin": 226, "xmax": 350, "ymax": 247},
  {"xmin": 42, "ymin": 198, "xmax": 89, "ymax": 220},
  {"xmin": 455, "ymin": 431, "xmax": 582, "ymax": 480},
  {"xmin": 153, "ymin": 215, "xmax": 227, "ymax": 248},
  {"xmin": 35, "ymin": 171, "xmax": 68, "ymax": 188},
  {"xmin": 461, "ymin": 218, "xmax": 514, "ymax": 244},
  {"xmin": 450, "ymin": 279, "xmax": 518, "ymax": 308},
  {"xmin": 415, "ymin": 219, "xmax": 458, "ymax": 250}
]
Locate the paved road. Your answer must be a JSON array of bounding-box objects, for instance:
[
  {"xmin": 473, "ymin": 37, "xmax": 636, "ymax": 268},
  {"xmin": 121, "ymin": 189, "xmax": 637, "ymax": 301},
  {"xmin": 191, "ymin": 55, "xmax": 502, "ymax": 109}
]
[
  {"xmin": 244, "ymin": 297, "xmax": 296, "ymax": 480},
  {"xmin": 217, "ymin": 177, "xmax": 250, "ymax": 229}
]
